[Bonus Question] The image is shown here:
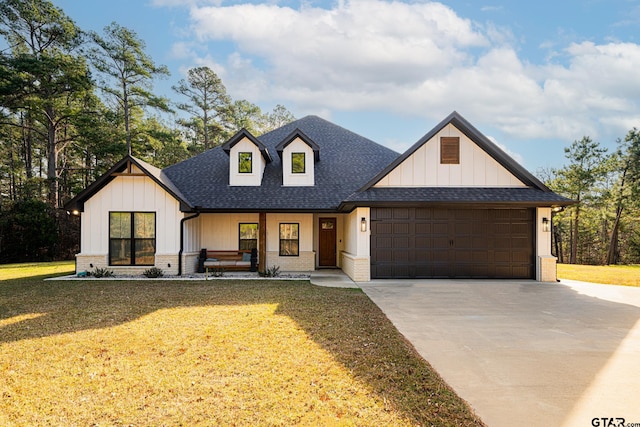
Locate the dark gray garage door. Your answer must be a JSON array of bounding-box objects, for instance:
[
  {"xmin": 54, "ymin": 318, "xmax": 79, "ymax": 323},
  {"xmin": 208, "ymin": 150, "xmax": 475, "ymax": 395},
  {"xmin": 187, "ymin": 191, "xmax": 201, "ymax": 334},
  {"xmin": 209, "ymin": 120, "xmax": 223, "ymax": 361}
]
[{"xmin": 370, "ymin": 207, "xmax": 534, "ymax": 279}]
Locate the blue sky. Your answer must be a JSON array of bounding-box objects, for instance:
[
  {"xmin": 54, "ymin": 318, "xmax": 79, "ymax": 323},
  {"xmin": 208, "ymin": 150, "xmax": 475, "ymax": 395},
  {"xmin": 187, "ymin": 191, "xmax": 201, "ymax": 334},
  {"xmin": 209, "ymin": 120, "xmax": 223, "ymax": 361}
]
[{"xmin": 51, "ymin": 0, "xmax": 640, "ymax": 173}]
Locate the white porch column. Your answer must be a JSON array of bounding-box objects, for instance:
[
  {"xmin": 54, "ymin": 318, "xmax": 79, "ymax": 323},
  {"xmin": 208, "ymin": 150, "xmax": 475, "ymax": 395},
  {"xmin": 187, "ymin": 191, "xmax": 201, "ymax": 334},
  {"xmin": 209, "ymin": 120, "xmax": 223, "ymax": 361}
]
[{"xmin": 536, "ymin": 207, "xmax": 556, "ymax": 282}]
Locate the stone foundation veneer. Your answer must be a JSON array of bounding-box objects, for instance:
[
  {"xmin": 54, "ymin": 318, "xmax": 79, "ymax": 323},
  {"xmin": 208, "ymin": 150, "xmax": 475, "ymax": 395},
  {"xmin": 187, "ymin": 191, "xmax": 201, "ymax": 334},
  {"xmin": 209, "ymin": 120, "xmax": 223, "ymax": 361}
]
[
  {"xmin": 75, "ymin": 254, "xmax": 180, "ymax": 276},
  {"xmin": 538, "ymin": 255, "xmax": 557, "ymax": 282},
  {"xmin": 265, "ymin": 251, "xmax": 315, "ymax": 272},
  {"xmin": 341, "ymin": 252, "xmax": 370, "ymax": 282}
]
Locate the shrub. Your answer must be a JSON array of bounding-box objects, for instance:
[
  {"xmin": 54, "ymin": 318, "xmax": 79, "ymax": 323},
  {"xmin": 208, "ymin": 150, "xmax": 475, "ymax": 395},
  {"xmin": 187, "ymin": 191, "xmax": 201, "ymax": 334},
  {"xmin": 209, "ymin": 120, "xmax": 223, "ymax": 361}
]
[
  {"xmin": 143, "ymin": 267, "xmax": 164, "ymax": 278},
  {"xmin": 92, "ymin": 267, "xmax": 114, "ymax": 278},
  {"xmin": 260, "ymin": 265, "xmax": 281, "ymax": 277}
]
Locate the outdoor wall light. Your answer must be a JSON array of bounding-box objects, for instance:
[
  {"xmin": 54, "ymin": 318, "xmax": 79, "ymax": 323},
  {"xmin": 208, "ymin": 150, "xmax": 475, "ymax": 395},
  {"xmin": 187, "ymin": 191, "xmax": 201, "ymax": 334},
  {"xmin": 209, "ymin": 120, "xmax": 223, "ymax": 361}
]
[
  {"xmin": 360, "ymin": 217, "xmax": 367, "ymax": 232},
  {"xmin": 542, "ymin": 217, "xmax": 550, "ymax": 232}
]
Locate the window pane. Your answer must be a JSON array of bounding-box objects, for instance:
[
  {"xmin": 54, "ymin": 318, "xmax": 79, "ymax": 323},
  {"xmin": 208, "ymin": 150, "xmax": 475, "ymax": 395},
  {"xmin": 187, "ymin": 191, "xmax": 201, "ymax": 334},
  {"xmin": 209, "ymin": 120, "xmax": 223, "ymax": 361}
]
[
  {"xmin": 239, "ymin": 223, "xmax": 258, "ymax": 250},
  {"xmin": 110, "ymin": 239, "xmax": 131, "ymax": 265},
  {"xmin": 239, "ymin": 223, "xmax": 258, "ymax": 239},
  {"xmin": 292, "ymin": 152, "xmax": 305, "ymax": 173},
  {"xmin": 279, "ymin": 223, "xmax": 299, "ymax": 256},
  {"xmin": 239, "ymin": 152, "xmax": 252, "ymax": 173},
  {"xmin": 110, "ymin": 213, "xmax": 131, "ymax": 238},
  {"xmin": 135, "ymin": 239, "xmax": 155, "ymax": 265},
  {"xmin": 134, "ymin": 213, "xmax": 155, "ymax": 238},
  {"xmin": 279, "ymin": 223, "xmax": 298, "ymax": 239}
]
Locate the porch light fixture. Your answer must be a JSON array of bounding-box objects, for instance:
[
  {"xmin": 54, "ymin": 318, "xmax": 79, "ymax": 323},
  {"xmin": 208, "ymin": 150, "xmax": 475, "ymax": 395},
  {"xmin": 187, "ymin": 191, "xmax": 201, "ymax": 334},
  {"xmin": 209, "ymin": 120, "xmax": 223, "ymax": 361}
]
[
  {"xmin": 542, "ymin": 217, "xmax": 550, "ymax": 232},
  {"xmin": 360, "ymin": 217, "xmax": 367, "ymax": 232}
]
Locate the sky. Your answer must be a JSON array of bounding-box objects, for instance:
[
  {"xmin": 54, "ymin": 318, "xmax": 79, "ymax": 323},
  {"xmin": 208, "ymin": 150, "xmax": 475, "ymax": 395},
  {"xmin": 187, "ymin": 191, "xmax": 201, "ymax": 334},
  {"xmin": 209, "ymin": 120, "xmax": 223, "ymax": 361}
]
[{"xmin": 50, "ymin": 0, "xmax": 640, "ymax": 173}]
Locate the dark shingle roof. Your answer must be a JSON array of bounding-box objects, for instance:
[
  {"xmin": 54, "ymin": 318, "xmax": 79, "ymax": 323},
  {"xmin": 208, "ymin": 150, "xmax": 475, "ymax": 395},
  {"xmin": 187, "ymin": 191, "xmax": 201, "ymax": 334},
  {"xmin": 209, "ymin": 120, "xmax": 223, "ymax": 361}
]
[
  {"xmin": 163, "ymin": 115, "xmax": 400, "ymax": 211},
  {"xmin": 340, "ymin": 187, "xmax": 575, "ymax": 210}
]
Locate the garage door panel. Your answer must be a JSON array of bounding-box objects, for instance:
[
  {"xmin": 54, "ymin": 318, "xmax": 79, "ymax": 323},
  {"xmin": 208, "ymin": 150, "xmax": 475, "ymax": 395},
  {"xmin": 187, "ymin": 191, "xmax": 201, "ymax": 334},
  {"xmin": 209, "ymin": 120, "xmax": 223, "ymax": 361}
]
[
  {"xmin": 371, "ymin": 208, "xmax": 534, "ymax": 279},
  {"xmin": 415, "ymin": 223, "xmax": 431, "ymax": 234},
  {"xmin": 393, "ymin": 223, "xmax": 410, "ymax": 234},
  {"xmin": 374, "ymin": 222, "xmax": 393, "ymax": 234}
]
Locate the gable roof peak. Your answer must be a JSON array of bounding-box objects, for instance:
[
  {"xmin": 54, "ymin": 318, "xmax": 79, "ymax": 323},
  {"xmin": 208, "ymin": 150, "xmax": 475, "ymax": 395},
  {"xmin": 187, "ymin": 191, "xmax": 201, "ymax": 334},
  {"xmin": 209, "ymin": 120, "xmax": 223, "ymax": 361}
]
[
  {"xmin": 359, "ymin": 111, "xmax": 551, "ymax": 191},
  {"xmin": 221, "ymin": 128, "xmax": 273, "ymax": 163},
  {"xmin": 275, "ymin": 128, "xmax": 321, "ymax": 161}
]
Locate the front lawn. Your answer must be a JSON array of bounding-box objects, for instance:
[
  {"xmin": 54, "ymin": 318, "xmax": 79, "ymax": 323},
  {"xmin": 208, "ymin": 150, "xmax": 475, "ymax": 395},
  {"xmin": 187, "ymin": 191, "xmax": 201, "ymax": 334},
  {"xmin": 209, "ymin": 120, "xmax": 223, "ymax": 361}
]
[
  {"xmin": 0, "ymin": 273, "xmax": 482, "ymax": 426},
  {"xmin": 557, "ymin": 263, "xmax": 640, "ymax": 287},
  {"xmin": 0, "ymin": 260, "xmax": 75, "ymax": 281}
]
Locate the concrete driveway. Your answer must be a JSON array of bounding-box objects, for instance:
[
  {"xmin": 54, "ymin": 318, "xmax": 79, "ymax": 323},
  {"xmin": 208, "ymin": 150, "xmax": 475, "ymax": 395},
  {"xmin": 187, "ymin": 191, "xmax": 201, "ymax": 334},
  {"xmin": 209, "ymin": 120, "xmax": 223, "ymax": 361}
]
[{"xmin": 358, "ymin": 279, "xmax": 640, "ymax": 427}]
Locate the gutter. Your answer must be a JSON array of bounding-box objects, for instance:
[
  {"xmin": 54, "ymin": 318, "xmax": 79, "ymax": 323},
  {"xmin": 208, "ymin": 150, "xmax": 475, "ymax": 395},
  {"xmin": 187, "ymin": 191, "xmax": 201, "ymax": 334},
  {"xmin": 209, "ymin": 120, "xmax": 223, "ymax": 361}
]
[{"xmin": 178, "ymin": 211, "xmax": 200, "ymax": 276}]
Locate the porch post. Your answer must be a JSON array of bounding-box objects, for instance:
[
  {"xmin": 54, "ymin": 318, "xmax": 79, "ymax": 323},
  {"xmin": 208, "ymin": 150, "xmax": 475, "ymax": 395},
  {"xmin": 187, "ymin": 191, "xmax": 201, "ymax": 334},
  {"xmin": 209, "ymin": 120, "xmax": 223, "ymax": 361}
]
[{"xmin": 259, "ymin": 212, "xmax": 266, "ymax": 274}]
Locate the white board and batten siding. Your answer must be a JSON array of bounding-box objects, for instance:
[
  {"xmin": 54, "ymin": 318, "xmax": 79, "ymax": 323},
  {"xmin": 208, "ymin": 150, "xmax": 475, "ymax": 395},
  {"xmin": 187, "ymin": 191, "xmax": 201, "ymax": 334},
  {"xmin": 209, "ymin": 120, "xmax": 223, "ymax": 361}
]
[
  {"xmin": 281, "ymin": 137, "xmax": 315, "ymax": 187},
  {"xmin": 374, "ymin": 124, "xmax": 526, "ymax": 188},
  {"xmin": 229, "ymin": 137, "xmax": 267, "ymax": 186},
  {"xmin": 80, "ymin": 175, "xmax": 182, "ymax": 255}
]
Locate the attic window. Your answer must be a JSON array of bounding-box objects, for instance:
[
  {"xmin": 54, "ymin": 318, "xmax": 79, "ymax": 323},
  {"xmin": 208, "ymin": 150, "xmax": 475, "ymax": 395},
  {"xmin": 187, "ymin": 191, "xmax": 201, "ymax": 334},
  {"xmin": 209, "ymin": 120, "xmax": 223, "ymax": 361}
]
[
  {"xmin": 239, "ymin": 152, "xmax": 252, "ymax": 173},
  {"xmin": 440, "ymin": 137, "xmax": 460, "ymax": 164},
  {"xmin": 292, "ymin": 152, "xmax": 305, "ymax": 174}
]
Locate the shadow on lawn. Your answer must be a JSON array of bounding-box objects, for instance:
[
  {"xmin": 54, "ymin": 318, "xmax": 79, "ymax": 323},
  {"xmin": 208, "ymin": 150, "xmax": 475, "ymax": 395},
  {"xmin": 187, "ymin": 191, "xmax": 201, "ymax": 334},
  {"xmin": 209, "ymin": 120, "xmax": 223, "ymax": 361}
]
[{"xmin": 0, "ymin": 278, "xmax": 483, "ymax": 426}]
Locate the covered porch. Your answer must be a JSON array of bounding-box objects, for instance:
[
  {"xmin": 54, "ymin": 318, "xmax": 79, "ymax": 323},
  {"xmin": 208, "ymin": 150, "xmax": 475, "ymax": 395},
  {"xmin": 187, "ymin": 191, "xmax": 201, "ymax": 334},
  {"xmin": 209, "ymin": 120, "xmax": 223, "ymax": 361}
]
[{"xmin": 180, "ymin": 208, "xmax": 372, "ymax": 281}]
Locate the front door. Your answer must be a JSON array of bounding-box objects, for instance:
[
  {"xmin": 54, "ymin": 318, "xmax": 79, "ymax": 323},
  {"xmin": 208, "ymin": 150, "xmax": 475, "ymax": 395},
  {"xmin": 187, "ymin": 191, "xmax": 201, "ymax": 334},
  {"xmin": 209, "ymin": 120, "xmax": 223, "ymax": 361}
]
[{"xmin": 319, "ymin": 218, "xmax": 337, "ymax": 267}]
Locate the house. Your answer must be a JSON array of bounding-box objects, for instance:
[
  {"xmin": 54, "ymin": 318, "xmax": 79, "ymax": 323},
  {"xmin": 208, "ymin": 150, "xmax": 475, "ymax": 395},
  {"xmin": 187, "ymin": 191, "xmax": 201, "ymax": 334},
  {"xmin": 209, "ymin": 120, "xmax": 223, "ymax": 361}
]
[{"xmin": 64, "ymin": 112, "xmax": 573, "ymax": 281}]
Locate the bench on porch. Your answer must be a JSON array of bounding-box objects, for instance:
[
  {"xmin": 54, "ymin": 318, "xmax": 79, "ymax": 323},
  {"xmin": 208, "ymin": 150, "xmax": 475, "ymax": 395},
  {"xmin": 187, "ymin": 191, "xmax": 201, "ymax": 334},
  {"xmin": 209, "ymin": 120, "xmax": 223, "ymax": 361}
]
[{"xmin": 202, "ymin": 249, "xmax": 258, "ymax": 278}]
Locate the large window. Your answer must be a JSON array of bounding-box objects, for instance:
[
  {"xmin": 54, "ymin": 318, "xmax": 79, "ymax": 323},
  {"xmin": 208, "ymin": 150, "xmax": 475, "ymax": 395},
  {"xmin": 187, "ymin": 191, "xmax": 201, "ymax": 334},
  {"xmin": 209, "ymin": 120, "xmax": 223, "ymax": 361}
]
[
  {"xmin": 109, "ymin": 212, "xmax": 156, "ymax": 266},
  {"xmin": 239, "ymin": 223, "xmax": 258, "ymax": 250},
  {"xmin": 279, "ymin": 223, "xmax": 299, "ymax": 256},
  {"xmin": 291, "ymin": 152, "xmax": 305, "ymax": 174},
  {"xmin": 239, "ymin": 152, "xmax": 253, "ymax": 173}
]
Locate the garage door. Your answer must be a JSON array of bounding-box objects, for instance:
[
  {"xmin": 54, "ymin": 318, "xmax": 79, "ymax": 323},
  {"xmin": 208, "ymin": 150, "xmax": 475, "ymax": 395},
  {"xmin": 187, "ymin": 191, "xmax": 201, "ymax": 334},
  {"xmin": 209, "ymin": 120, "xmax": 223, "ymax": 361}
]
[{"xmin": 370, "ymin": 207, "xmax": 534, "ymax": 279}]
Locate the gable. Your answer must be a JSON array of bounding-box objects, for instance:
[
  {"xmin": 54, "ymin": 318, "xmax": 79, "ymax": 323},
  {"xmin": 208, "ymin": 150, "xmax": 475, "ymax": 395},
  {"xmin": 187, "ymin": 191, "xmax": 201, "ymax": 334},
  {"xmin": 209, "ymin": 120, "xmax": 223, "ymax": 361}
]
[
  {"xmin": 374, "ymin": 123, "xmax": 527, "ymax": 187},
  {"xmin": 64, "ymin": 155, "xmax": 191, "ymax": 213}
]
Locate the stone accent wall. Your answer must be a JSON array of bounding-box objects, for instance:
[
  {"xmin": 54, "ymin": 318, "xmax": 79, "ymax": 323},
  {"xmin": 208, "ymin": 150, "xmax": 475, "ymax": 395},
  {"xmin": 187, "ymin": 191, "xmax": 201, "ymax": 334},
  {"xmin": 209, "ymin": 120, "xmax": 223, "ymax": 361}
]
[
  {"xmin": 76, "ymin": 254, "xmax": 107, "ymax": 274},
  {"xmin": 75, "ymin": 254, "xmax": 180, "ymax": 276},
  {"xmin": 341, "ymin": 252, "xmax": 370, "ymax": 282},
  {"xmin": 538, "ymin": 255, "xmax": 557, "ymax": 282},
  {"xmin": 182, "ymin": 252, "xmax": 200, "ymax": 275},
  {"xmin": 265, "ymin": 251, "xmax": 315, "ymax": 271}
]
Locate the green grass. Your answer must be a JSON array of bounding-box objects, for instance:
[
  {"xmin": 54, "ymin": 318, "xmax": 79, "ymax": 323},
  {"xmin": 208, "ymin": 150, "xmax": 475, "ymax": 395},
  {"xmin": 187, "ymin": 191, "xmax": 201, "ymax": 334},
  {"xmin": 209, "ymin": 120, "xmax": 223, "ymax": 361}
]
[
  {"xmin": 0, "ymin": 260, "xmax": 75, "ymax": 281},
  {"xmin": 557, "ymin": 263, "xmax": 640, "ymax": 287},
  {"xmin": 0, "ymin": 266, "xmax": 483, "ymax": 426}
]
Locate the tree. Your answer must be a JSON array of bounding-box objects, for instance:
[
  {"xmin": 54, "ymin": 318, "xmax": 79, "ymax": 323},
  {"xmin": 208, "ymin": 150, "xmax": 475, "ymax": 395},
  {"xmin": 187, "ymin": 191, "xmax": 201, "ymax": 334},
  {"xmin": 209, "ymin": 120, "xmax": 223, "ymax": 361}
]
[
  {"xmin": 263, "ymin": 104, "xmax": 296, "ymax": 132},
  {"xmin": 89, "ymin": 22, "xmax": 171, "ymax": 155},
  {"xmin": 173, "ymin": 66, "xmax": 230, "ymax": 151},
  {"xmin": 556, "ymin": 137, "xmax": 608, "ymax": 264},
  {"xmin": 607, "ymin": 128, "xmax": 640, "ymax": 264},
  {"xmin": 0, "ymin": 0, "xmax": 92, "ymax": 207}
]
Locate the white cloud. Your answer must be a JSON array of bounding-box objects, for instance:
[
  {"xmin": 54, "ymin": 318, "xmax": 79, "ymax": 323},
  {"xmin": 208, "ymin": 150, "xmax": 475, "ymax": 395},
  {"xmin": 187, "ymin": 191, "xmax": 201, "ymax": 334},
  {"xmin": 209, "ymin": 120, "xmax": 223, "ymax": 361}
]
[{"xmin": 170, "ymin": 0, "xmax": 640, "ymax": 150}]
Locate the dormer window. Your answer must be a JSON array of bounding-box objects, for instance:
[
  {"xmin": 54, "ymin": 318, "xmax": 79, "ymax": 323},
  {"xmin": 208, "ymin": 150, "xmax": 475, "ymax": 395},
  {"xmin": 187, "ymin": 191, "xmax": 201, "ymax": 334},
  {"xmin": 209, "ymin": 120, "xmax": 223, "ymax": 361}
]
[
  {"xmin": 221, "ymin": 129, "xmax": 272, "ymax": 186},
  {"xmin": 276, "ymin": 129, "xmax": 319, "ymax": 187},
  {"xmin": 292, "ymin": 152, "xmax": 305, "ymax": 174},
  {"xmin": 239, "ymin": 152, "xmax": 252, "ymax": 173}
]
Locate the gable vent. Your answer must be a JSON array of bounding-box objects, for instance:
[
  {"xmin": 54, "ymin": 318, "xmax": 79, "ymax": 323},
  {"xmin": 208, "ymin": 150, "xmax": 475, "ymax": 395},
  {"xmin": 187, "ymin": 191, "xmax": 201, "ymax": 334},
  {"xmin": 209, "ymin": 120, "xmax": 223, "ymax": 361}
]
[{"xmin": 440, "ymin": 137, "xmax": 460, "ymax": 164}]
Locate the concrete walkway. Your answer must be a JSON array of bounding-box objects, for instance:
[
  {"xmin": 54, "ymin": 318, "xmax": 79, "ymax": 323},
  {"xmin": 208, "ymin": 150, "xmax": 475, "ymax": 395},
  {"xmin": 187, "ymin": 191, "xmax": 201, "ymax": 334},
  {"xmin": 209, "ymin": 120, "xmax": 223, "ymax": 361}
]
[{"xmin": 358, "ymin": 279, "xmax": 640, "ymax": 427}]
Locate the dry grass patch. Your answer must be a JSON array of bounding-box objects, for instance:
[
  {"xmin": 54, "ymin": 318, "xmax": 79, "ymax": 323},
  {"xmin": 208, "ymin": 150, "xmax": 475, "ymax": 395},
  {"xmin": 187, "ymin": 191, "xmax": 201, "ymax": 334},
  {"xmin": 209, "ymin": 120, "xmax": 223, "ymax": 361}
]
[
  {"xmin": 558, "ymin": 263, "xmax": 640, "ymax": 287},
  {"xmin": 0, "ymin": 260, "xmax": 75, "ymax": 281},
  {"xmin": 0, "ymin": 276, "xmax": 483, "ymax": 426}
]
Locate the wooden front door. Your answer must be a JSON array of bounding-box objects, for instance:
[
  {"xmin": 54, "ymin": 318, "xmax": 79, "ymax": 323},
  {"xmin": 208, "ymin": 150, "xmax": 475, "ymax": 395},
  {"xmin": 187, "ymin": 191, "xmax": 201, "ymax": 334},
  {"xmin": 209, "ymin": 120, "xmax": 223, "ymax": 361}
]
[{"xmin": 319, "ymin": 218, "xmax": 337, "ymax": 267}]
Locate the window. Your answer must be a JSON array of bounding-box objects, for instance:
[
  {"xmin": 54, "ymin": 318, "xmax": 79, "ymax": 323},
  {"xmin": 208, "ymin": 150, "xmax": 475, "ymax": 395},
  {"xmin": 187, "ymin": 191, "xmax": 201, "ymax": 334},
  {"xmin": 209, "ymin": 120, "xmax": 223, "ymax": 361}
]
[
  {"xmin": 291, "ymin": 152, "xmax": 305, "ymax": 174},
  {"xmin": 440, "ymin": 137, "xmax": 460, "ymax": 164},
  {"xmin": 239, "ymin": 152, "xmax": 252, "ymax": 173},
  {"xmin": 239, "ymin": 223, "xmax": 258, "ymax": 250},
  {"xmin": 109, "ymin": 212, "xmax": 155, "ymax": 266},
  {"xmin": 279, "ymin": 223, "xmax": 299, "ymax": 256}
]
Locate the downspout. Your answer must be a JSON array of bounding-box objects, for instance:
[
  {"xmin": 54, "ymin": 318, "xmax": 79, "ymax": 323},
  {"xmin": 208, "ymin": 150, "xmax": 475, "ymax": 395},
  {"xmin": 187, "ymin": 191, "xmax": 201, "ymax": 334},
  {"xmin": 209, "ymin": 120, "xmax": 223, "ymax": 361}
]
[{"xmin": 178, "ymin": 211, "xmax": 200, "ymax": 276}]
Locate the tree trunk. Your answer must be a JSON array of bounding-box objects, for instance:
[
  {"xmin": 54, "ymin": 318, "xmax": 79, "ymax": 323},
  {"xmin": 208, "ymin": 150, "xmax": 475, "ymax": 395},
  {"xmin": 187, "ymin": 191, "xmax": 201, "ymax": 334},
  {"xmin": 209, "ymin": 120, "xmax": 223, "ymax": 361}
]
[
  {"xmin": 46, "ymin": 105, "xmax": 59, "ymax": 207},
  {"xmin": 607, "ymin": 167, "xmax": 628, "ymax": 265},
  {"xmin": 570, "ymin": 199, "xmax": 580, "ymax": 264}
]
